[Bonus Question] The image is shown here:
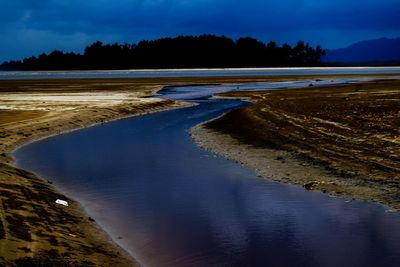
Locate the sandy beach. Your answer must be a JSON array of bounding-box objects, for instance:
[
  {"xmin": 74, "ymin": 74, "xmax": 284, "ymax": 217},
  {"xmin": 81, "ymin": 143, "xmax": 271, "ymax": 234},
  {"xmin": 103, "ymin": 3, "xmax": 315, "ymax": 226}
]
[
  {"xmin": 1, "ymin": 75, "xmax": 399, "ymax": 265},
  {"xmin": 191, "ymin": 79, "xmax": 400, "ymax": 210}
]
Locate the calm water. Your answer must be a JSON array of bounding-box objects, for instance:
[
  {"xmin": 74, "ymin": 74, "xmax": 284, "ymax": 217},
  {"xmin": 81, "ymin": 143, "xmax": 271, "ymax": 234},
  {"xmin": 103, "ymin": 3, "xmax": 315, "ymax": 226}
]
[
  {"xmin": 14, "ymin": 83, "xmax": 400, "ymax": 267},
  {"xmin": 155, "ymin": 78, "xmax": 365, "ymax": 100},
  {"xmin": 2, "ymin": 66, "xmax": 400, "ymax": 79}
]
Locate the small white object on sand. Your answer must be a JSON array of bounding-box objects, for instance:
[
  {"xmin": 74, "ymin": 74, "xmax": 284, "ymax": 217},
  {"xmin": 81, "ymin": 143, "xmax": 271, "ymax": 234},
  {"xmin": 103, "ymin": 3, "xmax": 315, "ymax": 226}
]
[{"xmin": 55, "ymin": 199, "xmax": 69, "ymax": 206}]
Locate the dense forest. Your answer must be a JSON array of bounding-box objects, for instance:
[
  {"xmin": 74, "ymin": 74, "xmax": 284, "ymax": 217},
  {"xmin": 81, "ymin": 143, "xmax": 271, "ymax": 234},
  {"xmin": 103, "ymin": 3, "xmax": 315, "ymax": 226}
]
[{"xmin": 0, "ymin": 35, "xmax": 325, "ymax": 70}]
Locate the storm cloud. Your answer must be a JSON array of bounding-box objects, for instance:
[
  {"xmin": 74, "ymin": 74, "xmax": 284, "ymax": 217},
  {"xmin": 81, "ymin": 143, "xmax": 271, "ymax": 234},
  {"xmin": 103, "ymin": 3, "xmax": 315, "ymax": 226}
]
[{"xmin": 1, "ymin": 0, "xmax": 400, "ymax": 61}]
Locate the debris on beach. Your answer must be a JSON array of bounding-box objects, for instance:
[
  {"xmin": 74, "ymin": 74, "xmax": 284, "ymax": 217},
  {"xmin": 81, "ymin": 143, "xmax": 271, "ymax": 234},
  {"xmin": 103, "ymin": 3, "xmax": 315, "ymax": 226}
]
[{"xmin": 55, "ymin": 199, "xmax": 69, "ymax": 206}]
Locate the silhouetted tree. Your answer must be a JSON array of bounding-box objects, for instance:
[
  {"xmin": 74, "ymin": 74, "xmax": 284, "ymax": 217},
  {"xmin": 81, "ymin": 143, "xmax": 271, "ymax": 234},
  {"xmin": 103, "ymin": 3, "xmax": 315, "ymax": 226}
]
[{"xmin": 0, "ymin": 35, "xmax": 326, "ymax": 70}]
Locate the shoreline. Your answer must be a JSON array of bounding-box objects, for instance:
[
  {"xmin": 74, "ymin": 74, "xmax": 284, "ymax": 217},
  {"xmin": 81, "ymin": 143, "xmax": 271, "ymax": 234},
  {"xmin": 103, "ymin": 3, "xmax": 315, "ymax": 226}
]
[
  {"xmin": 190, "ymin": 79, "xmax": 400, "ymax": 211},
  {"xmin": 11, "ymin": 103, "xmax": 196, "ymax": 264},
  {"xmin": 11, "ymin": 101, "xmax": 193, "ymax": 163},
  {"xmin": 11, "ymin": 102, "xmax": 193, "ymax": 261},
  {"xmin": 1, "ymin": 66, "xmax": 400, "ymax": 76},
  {"xmin": 190, "ymin": 124, "xmax": 395, "ymax": 211},
  {"xmin": 0, "ymin": 79, "xmax": 190, "ymax": 266}
]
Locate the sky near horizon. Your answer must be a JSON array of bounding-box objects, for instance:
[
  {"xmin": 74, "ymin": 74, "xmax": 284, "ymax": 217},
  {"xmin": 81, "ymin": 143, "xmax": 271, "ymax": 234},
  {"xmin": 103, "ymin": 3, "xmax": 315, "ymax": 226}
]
[{"xmin": 1, "ymin": 0, "xmax": 400, "ymax": 62}]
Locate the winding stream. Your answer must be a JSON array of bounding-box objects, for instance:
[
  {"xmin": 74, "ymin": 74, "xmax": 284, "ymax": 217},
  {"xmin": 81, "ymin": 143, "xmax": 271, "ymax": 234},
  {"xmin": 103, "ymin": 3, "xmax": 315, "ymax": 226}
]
[{"xmin": 14, "ymin": 80, "xmax": 400, "ymax": 267}]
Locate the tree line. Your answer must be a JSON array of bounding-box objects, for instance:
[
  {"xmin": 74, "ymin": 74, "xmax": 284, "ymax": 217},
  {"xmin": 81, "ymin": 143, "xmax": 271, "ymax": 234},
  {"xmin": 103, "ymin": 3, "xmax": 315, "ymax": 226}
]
[{"xmin": 0, "ymin": 35, "xmax": 325, "ymax": 70}]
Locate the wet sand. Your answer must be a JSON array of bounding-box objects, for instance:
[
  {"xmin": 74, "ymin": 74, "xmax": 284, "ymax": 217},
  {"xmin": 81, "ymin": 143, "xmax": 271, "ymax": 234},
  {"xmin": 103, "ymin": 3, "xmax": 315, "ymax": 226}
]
[{"xmin": 191, "ymin": 79, "xmax": 400, "ymax": 210}]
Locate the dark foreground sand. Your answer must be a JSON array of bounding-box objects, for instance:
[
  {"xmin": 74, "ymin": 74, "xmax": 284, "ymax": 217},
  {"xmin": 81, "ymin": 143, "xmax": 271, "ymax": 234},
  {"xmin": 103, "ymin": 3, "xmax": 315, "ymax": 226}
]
[{"xmin": 191, "ymin": 79, "xmax": 400, "ymax": 210}]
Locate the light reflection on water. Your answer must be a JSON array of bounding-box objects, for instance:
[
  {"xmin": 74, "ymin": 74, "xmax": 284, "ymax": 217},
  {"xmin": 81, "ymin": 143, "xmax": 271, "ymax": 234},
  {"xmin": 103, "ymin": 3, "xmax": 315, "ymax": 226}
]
[{"xmin": 14, "ymin": 82, "xmax": 400, "ymax": 267}]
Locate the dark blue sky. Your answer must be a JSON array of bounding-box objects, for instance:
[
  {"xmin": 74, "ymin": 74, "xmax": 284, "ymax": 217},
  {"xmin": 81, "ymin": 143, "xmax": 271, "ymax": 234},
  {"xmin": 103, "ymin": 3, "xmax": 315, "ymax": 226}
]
[{"xmin": 1, "ymin": 0, "xmax": 400, "ymax": 62}]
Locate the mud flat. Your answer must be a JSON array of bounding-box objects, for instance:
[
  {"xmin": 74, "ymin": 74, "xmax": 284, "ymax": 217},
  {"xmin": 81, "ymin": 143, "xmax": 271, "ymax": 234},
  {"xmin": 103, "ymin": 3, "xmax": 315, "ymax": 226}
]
[{"xmin": 191, "ymin": 79, "xmax": 400, "ymax": 210}]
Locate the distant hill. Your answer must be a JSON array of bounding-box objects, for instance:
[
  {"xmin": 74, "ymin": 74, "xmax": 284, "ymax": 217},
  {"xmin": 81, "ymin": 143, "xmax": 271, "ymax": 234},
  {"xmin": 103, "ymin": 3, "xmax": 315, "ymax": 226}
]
[{"xmin": 323, "ymin": 37, "xmax": 400, "ymax": 64}]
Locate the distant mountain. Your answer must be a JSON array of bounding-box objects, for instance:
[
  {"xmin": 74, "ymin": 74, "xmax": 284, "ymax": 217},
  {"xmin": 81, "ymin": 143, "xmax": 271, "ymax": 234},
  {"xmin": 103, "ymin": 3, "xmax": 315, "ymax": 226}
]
[{"xmin": 323, "ymin": 37, "xmax": 400, "ymax": 63}]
